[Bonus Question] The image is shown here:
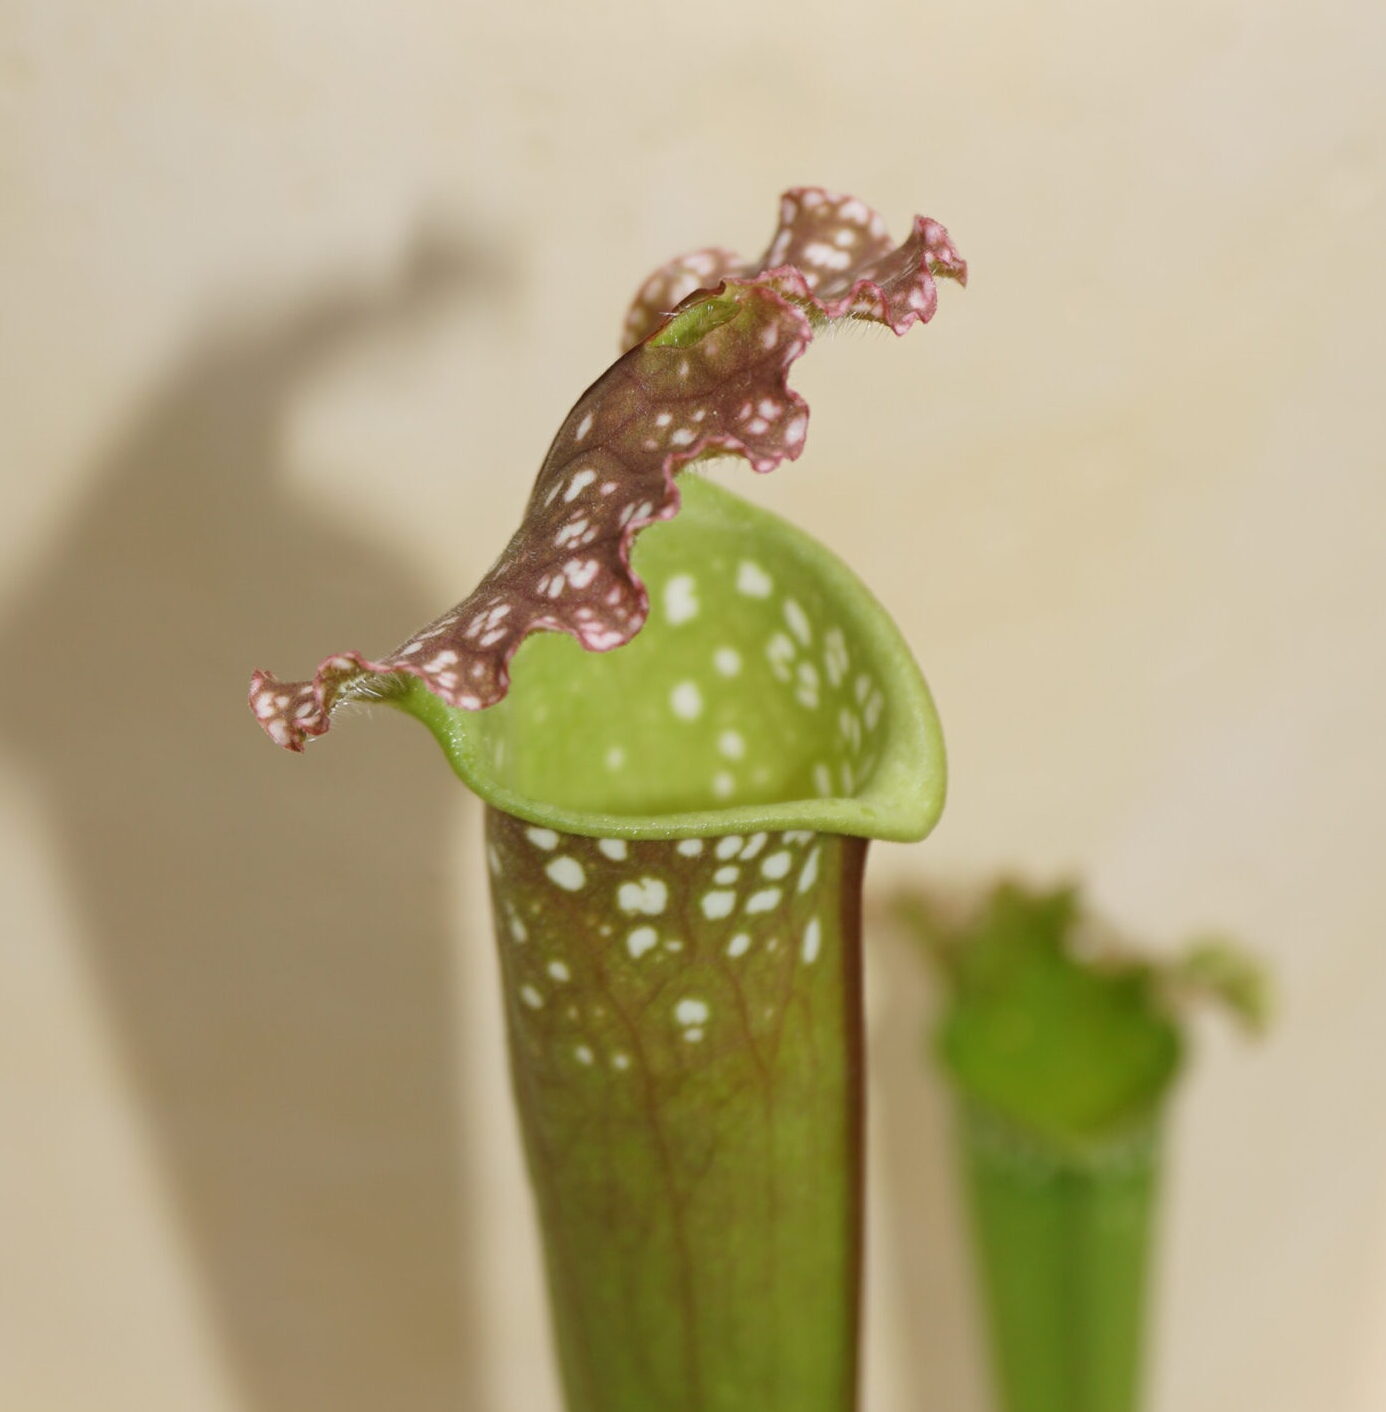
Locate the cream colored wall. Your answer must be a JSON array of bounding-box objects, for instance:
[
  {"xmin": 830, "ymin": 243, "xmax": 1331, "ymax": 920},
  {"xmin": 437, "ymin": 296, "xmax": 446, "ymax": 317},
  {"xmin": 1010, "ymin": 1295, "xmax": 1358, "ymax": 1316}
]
[{"xmin": 2, "ymin": 2, "xmax": 1383, "ymax": 1409}]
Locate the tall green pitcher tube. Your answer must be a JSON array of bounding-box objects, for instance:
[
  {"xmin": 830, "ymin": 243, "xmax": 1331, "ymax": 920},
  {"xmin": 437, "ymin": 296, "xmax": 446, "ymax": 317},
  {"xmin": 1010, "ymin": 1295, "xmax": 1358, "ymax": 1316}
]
[
  {"xmin": 960, "ymin": 1104, "xmax": 1163, "ymax": 1412},
  {"xmin": 486, "ymin": 816, "xmax": 869, "ymax": 1412},
  {"xmin": 402, "ymin": 477, "xmax": 946, "ymax": 1411}
]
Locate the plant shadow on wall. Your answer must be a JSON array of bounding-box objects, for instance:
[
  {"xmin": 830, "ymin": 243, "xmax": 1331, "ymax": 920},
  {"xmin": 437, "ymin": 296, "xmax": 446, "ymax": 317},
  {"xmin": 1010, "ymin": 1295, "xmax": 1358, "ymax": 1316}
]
[{"xmin": 0, "ymin": 235, "xmax": 501, "ymax": 1412}]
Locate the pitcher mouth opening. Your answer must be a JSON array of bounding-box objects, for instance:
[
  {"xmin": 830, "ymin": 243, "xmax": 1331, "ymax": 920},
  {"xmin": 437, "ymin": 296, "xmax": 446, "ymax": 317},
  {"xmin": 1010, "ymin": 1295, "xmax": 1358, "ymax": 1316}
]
[{"xmin": 395, "ymin": 477, "xmax": 945, "ymax": 842}]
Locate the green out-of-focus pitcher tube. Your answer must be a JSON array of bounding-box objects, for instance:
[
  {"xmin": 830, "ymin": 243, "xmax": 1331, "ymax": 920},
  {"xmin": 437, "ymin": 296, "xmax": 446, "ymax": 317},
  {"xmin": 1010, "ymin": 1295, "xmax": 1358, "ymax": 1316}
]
[
  {"xmin": 897, "ymin": 883, "xmax": 1267, "ymax": 1412},
  {"xmin": 961, "ymin": 1103, "xmax": 1162, "ymax": 1412}
]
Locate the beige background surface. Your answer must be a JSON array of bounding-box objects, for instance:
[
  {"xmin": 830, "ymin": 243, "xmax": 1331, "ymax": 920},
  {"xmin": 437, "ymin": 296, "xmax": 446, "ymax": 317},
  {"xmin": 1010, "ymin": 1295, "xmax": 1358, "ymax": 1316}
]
[{"xmin": 2, "ymin": 2, "xmax": 1383, "ymax": 1409}]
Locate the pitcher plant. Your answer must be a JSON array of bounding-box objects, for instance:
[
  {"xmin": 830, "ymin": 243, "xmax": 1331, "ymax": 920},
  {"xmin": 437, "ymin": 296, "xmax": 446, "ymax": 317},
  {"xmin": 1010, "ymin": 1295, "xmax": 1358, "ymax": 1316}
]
[{"xmin": 251, "ymin": 188, "xmax": 966, "ymax": 1412}]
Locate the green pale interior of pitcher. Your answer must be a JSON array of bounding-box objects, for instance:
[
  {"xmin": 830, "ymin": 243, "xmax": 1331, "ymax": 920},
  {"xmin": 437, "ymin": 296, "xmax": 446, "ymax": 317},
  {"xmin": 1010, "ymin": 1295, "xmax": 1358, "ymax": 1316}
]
[{"xmin": 395, "ymin": 474, "xmax": 945, "ymax": 842}]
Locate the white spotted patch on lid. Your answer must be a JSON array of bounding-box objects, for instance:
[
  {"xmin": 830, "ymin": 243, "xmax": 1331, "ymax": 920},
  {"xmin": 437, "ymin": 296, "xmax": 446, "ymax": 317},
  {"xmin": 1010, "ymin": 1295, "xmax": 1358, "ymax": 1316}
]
[
  {"xmin": 746, "ymin": 888, "xmax": 783, "ymax": 914},
  {"xmin": 824, "ymin": 627, "xmax": 850, "ymax": 685},
  {"xmin": 670, "ymin": 681, "xmax": 704, "ymax": 720},
  {"xmin": 737, "ymin": 561, "xmax": 774, "ymax": 597},
  {"xmin": 767, "ymin": 632, "xmax": 796, "ymax": 682},
  {"xmin": 839, "ymin": 707, "xmax": 862, "ymax": 749},
  {"xmin": 727, "ymin": 932, "xmax": 752, "ymax": 958},
  {"xmin": 863, "ymin": 689, "xmax": 885, "ymax": 731},
  {"xmin": 526, "ymin": 827, "xmax": 559, "ymax": 851},
  {"xmin": 676, "ymin": 839, "xmax": 704, "ymax": 857},
  {"xmin": 795, "ymin": 661, "xmax": 821, "ymax": 710},
  {"xmin": 714, "ymin": 647, "xmax": 742, "ymax": 676},
  {"xmin": 664, "ymin": 573, "xmax": 699, "ymax": 625},
  {"xmin": 598, "ymin": 838, "xmax": 628, "ymax": 861},
  {"xmin": 784, "ymin": 598, "xmax": 813, "ymax": 645},
  {"xmin": 564, "ymin": 468, "xmax": 597, "ymax": 502}
]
